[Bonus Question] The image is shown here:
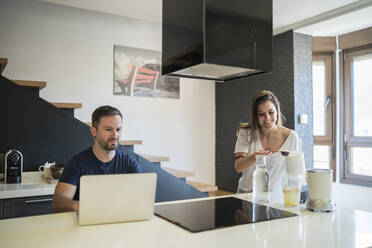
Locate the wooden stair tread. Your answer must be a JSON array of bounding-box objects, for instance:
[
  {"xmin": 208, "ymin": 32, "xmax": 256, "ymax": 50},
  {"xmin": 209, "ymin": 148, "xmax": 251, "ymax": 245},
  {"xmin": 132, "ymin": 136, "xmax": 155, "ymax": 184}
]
[
  {"xmin": 51, "ymin": 102, "xmax": 82, "ymax": 109},
  {"xmin": 119, "ymin": 140, "xmax": 143, "ymax": 146},
  {"xmin": 12, "ymin": 80, "xmax": 47, "ymax": 89},
  {"xmin": 186, "ymin": 180, "xmax": 218, "ymax": 192},
  {"xmin": 162, "ymin": 167, "xmax": 195, "ymax": 178},
  {"xmin": 0, "ymin": 58, "xmax": 7, "ymax": 74},
  {"xmin": 208, "ymin": 190, "xmax": 234, "ymax": 197},
  {"xmin": 140, "ymin": 154, "xmax": 170, "ymax": 163}
]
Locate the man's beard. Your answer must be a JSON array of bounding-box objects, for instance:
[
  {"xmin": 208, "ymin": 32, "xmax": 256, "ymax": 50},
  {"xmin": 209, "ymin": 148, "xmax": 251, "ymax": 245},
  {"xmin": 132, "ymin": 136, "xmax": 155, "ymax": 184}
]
[{"xmin": 101, "ymin": 138, "xmax": 118, "ymax": 151}]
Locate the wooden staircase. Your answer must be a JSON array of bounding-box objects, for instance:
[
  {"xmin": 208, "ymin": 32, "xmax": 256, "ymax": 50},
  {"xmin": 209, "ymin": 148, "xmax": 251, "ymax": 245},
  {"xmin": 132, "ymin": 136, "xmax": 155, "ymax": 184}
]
[
  {"xmin": 139, "ymin": 153, "xmax": 219, "ymax": 194},
  {"xmin": 0, "ymin": 57, "xmax": 219, "ymax": 195}
]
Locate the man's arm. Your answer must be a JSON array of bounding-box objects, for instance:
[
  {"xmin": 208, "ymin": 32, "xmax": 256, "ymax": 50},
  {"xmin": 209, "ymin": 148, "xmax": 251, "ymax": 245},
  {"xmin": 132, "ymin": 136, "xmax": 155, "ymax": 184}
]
[
  {"xmin": 126, "ymin": 153, "xmax": 142, "ymax": 173},
  {"xmin": 52, "ymin": 182, "xmax": 79, "ymax": 213}
]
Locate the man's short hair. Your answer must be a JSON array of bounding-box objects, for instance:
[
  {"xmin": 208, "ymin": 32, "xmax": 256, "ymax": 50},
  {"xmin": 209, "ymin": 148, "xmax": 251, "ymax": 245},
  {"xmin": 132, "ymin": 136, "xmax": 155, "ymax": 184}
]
[{"xmin": 92, "ymin": 105, "xmax": 122, "ymax": 128}]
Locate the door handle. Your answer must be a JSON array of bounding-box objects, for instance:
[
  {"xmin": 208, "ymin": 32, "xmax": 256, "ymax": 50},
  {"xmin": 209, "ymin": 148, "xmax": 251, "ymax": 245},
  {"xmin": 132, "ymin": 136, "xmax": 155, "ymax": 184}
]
[{"xmin": 325, "ymin": 95, "xmax": 332, "ymax": 107}]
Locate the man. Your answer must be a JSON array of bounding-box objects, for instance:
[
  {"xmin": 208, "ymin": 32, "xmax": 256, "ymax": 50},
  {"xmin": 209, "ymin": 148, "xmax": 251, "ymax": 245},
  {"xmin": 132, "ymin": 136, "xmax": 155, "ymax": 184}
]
[{"xmin": 52, "ymin": 105, "xmax": 142, "ymax": 213}]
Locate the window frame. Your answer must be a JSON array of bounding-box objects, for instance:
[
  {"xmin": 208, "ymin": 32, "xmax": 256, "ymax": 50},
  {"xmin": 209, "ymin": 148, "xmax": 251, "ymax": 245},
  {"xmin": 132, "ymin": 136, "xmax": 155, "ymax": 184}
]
[
  {"xmin": 313, "ymin": 54, "xmax": 333, "ymax": 142},
  {"xmin": 341, "ymin": 45, "xmax": 372, "ymax": 187},
  {"xmin": 312, "ymin": 52, "xmax": 336, "ymax": 181}
]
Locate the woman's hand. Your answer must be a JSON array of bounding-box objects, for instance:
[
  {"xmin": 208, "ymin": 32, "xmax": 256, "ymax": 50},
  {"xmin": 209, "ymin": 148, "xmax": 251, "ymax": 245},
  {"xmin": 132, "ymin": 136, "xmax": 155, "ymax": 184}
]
[
  {"xmin": 234, "ymin": 150, "xmax": 271, "ymax": 173},
  {"xmin": 251, "ymin": 150, "xmax": 272, "ymax": 161}
]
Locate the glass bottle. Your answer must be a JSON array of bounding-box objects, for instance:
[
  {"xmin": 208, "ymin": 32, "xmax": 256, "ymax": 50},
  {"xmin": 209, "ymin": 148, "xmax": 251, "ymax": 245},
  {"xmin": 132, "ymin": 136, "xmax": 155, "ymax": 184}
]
[{"xmin": 252, "ymin": 155, "xmax": 270, "ymax": 203}]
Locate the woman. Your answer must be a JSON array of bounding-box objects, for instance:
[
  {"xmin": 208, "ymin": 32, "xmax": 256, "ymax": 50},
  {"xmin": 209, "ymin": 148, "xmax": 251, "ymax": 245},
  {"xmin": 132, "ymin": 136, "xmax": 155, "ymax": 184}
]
[{"xmin": 234, "ymin": 90, "xmax": 302, "ymax": 193}]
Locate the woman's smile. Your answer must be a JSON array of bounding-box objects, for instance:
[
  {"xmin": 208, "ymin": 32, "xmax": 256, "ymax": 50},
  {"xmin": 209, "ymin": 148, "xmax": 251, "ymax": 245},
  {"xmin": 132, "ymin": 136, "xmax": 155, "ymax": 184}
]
[{"xmin": 257, "ymin": 101, "xmax": 278, "ymax": 129}]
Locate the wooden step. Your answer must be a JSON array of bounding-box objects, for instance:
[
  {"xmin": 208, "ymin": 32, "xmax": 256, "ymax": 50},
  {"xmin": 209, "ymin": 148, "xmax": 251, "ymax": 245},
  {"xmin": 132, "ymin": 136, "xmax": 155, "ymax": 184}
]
[
  {"xmin": 0, "ymin": 58, "xmax": 7, "ymax": 74},
  {"xmin": 140, "ymin": 154, "xmax": 170, "ymax": 163},
  {"xmin": 162, "ymin": 167, "xmax": 195, "ymax": 179},
  {"xmin": 208, "ymin": 190, "xmax": 234, "ymax": 197},
  {"xmin": 119, "ymin": 140, "xmax": 143, "ymax": 146},
  {"xmin": 12, "ymin": 80, "xmax": 47, "ymax": 89},
  {"xmin": 51, "ymin": 102, "xmax": 82, "ymax": 109},
  {"xmin": 187, "ymin": 180, "xmax": 218, "ymax": 193}
]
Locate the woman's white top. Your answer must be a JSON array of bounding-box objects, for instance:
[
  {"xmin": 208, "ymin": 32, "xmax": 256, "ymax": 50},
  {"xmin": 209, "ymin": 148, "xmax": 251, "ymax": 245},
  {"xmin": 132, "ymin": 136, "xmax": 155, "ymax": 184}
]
[{"xmin": 234, "ymin": 128, "xmax": 302, "ymax": 192}]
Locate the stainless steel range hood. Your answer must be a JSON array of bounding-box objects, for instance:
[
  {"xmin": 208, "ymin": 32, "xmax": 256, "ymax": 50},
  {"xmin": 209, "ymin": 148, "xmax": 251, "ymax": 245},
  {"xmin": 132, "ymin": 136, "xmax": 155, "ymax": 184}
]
[{"xmin": 162, "ymin": 0, "xmax": 272, "ymax": 82}]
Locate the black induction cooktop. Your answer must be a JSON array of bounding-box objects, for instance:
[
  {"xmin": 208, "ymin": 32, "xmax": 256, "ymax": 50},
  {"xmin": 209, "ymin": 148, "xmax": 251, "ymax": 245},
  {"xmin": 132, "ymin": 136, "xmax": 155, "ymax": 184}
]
[{"xmin": 155, "ymin": 197, "xmax": 297, "ymax": 233}]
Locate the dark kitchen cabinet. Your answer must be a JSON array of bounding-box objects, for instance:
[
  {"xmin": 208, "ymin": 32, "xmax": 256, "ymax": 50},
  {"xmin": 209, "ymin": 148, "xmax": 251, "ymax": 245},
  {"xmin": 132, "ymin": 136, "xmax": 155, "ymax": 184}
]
[
  {"xmin": 0, "ymin": 200, "xmax": 3, "ymax": 218},
  {"xmin": 1, "ymin": 195, "xmax": 53, "ymax": 219}
]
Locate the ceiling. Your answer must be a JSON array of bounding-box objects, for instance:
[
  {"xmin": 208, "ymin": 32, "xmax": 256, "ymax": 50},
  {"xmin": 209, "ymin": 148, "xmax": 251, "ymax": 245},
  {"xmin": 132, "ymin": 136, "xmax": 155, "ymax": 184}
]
[
  {"xmin": 41, "ymin": 0, "xmax": 372, "ymax": 36},
  {"xmin": 296, "ymin": 4, "xmax": 372, "ymax": 36}
]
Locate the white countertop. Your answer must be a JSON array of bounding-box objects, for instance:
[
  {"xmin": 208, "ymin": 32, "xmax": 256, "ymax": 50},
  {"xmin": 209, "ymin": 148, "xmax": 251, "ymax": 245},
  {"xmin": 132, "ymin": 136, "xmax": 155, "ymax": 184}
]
[
  {"xmin": 0, "ymin": 194, "xmax": 371, "ymax": 248},
  {"xmin": 0, "ymin": 172, "xmax": 56, "ymax": 199}
]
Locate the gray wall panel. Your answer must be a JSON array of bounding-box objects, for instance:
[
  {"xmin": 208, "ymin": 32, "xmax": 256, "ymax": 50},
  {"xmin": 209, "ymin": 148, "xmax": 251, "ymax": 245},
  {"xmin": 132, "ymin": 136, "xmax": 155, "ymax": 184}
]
[{"xmin": 293, "ymin": 32, "xmax": 313, "ymax": 169}]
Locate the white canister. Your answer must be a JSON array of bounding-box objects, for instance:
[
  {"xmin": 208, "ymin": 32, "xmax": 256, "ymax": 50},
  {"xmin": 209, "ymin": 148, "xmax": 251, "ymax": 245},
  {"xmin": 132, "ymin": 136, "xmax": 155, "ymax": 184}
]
[{"xmin": 306, "ymin": 168, "xmax": 333, "ymax": 212}]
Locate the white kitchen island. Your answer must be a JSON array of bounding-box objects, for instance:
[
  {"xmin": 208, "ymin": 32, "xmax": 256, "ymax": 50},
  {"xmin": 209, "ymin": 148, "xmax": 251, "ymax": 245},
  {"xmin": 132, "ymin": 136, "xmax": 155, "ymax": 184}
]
[{"xmin": 0, "ymin": 193, "xmax": 371, "ymax": 248}]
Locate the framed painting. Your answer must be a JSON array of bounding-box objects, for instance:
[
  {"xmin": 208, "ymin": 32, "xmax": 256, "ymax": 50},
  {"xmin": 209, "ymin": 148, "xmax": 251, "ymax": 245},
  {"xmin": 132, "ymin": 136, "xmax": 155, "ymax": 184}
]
[{"xmin": 114, "ymin": 45, "xmax": 180, "ymax": 99}]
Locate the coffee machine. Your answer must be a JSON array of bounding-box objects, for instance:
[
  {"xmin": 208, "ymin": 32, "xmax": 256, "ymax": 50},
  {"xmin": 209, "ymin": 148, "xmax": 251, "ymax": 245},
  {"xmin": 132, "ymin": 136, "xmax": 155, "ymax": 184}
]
[{"xmin": 3, "ymin": 150, "xmax": 23, "ymax": 183}]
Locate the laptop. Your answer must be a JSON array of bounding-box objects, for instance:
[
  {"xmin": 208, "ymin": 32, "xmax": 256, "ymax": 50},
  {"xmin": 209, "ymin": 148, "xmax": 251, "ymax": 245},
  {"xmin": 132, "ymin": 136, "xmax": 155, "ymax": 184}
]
[{"xmin": 78, "ymin": 173, "xmax": 157, "ymax": 226}]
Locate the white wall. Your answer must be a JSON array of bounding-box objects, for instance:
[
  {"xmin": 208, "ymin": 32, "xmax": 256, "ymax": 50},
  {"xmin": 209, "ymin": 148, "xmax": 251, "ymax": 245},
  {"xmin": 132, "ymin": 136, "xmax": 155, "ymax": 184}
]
[{"xmin": 0, "ymin": 0, "xmax": 216, "ymax": 185}]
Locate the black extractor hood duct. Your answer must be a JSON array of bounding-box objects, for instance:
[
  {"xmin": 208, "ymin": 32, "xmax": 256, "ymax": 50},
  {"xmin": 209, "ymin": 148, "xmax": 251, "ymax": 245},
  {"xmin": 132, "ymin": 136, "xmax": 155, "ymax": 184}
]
[{"xmin": 162, "ymin": 0, "xmax": 272, "ymax": 82}]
